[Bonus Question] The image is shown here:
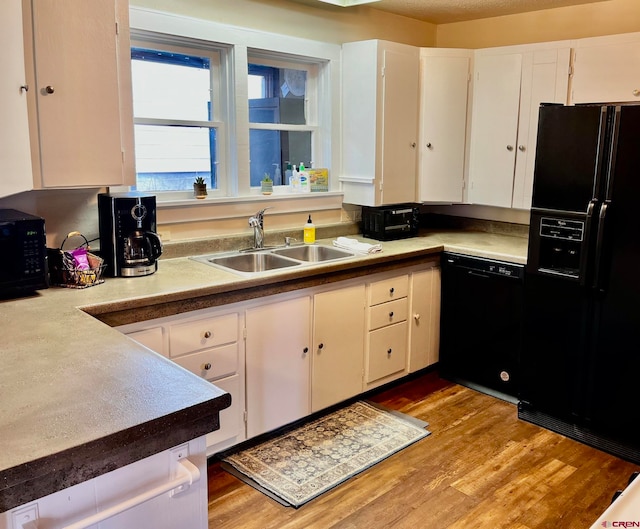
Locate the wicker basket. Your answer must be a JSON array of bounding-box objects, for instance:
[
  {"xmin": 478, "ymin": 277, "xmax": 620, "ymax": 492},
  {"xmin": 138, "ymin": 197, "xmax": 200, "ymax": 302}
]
[{"xmin": 48, "ymin": 232, "xmax": 106, "ymax": 289}]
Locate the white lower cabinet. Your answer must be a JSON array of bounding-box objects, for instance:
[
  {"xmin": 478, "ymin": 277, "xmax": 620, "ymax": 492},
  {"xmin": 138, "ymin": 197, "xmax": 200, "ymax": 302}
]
[
  {"xmin": 312, "ymin": 283, "xmax": 366, "ymax": 413},
  {"xmin": 245, "ymin": 296, "xmax": 312, "ymax": 438},
  {"xmin": 1, "ymin": 437, "xmax": 208, "ymax": 529},
  {"xmin": 117, "ymin": 259, "xmax": 440, "ymax": 452}
]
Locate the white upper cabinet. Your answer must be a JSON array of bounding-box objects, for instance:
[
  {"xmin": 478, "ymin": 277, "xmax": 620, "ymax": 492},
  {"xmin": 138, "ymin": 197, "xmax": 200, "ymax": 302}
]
[
  {"xmin": 22, "ymin": 0, "xmax": 135, "ymax": 188},
  {"xmin": 467, "ymin": 43, "xmax": 570, "ymax": 210},
  {"xmin": 570, "ymin": 32, "xmax": 640, "ymax": 104},
  {"xmin": 418, "ymin": 48, "xmax": 472, "ymax": 204},
  {"xmin": 0, "ymin": 0, "xmax": 33, "ymax": 198},
  {"xmin": 341, "ymin": 40, "xmax": 419, "ymax": 206}
]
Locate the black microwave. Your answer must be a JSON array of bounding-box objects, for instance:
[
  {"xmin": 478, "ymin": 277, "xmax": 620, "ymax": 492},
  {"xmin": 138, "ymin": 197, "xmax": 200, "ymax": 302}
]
[
  {"xmin": 0, "ymin": 209, "xmax": 48, "ymax": 297},
  {"xmin": 361, "ymin": 204, "xmax": 420, "ymax": 241}
]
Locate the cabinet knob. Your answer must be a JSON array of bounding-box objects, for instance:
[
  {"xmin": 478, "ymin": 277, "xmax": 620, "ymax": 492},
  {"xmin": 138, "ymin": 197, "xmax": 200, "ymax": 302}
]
[
  {"xmin": 518, "ymin": 145, "xmax": 526, "ymax": 152},
  {"xmin": 389, "ymin": 287, "xmax": 395, "ymax": 294},
  {"xmin": 506, "ymin": 145, "xmax": 514, "ymax": 151},
  {"xmin": 318, "ymin": 343, "xmax": 324, "ymax": 350},
  {"xmin": 203, "ymin": 330, "xmax": 212, "ymax": 339},
  {"xmin": 303, "ymin": 347, "xmax": 309, "ymax": 354},
  {"xmin": 203, "ymin": 362, "xmax": 212, "ymax": 371},
  {"xmin": 20, "ymin": 84, "xmax": 29, "ymax": 93},
  {"xmin": 389, "ymin": 311, "xmax": 394, "ymax": 318},
  {"xmin": 414, "ymin": 313, "xmax": 421, "ymax": 321},
  {"xmin": 387, "ymin": 348, "xmax": 393, "ymax": 355},
  {"xmin": 44, "ymin": 85, "xmax": 55, "ymax": 94},
  {"xmin": 633, "ymin": 89, "xmax": 640, "ymax": 97},
  {"xmin": 426, "ymin": 142, "xmax": 432, "ymax": 149},
  {"xmin": 410, "ymin": 142, "xmax": 416, "ymax": 148}
]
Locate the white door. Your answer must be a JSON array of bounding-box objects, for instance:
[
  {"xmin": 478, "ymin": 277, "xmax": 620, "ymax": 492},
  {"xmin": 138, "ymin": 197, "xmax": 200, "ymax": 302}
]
[
  {"xmin": 30, "ymin": 0, "xmax": 125, "ymax": 187},
  {"xmin": 380, "ymin": 47, "xmax": 419, "ymax": 205},
  {"xmin": 245, "ymin": 296, "xmax": 311, "ymax": 438},
  {"xmin": 312, "ymin": 284, "xmax": 365, "ymax": 412},
  {"xmin": 419, "ymin": 53, "xmax": 470, "ymax": 203},
  {"xmin": 0, "ymin": 0, "xmax": 33, "ymax": 198},
  {"xmin": 468, "ymin": 53, "xmax": 522, "ymax": 207}
]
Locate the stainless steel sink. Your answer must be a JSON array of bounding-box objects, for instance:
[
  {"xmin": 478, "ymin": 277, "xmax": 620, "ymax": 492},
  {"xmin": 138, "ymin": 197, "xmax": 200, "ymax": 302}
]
[
  {"xmin": 190, "ymin": 244, "xmax": 355, "ymax": 276},
  {"xmin": 193, "ymin": 252, "xmax": 301, "ymax": 274},
  {"xmin": 272, "ymin": 244, "xmax": 354, "ymax": 262}
]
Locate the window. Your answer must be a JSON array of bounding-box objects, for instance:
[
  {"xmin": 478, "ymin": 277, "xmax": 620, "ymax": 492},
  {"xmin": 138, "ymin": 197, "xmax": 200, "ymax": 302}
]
[
  {"xmin": 248, "ymin": 57, "xmax": 318, "ymax": 188},
  {"xmin": 130, "ymin": 41, "xmax": 224, "ymax": 196},
  {"xmin": 127, "ymin": 11, "xmax": 341, "ymax": 204}
]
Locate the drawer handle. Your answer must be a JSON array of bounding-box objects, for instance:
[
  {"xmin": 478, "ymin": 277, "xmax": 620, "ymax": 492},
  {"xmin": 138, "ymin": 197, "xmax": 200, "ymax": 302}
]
[
  {"xmin": 389, "ymin": 311, "xmax": 394, "ymax": 318},
  {"xmin": 203, "ymin": 331, "xmax": 212, "ymax": 339},
  {"xmin": 203, "ymin": 362, "xmax": 212, "ymax": 370},
  {"xmin": 389, "ymin": 287, "xmax": 395, "ymax": 294},
  {"xmin": 387, "ymin": 348, "xmax": 393, "ymax": 355}
]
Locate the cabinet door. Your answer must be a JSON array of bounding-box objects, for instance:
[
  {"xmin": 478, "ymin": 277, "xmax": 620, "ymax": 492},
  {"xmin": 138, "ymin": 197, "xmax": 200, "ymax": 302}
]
[
  {"xmin": 312, "ymin": 284, "xmax": 365, "ymax": 412},
  {"xmin": 418, "ymin": 51, "xmax": 470, "ymax": 203},
  {"xmin": 26, "ymin": 0, "xmax": 131, "ymax": 187},
  {"xmin": 468, "ymin": 53, "xmax": 522, "ymax": 208},
  {"xmin": 408, "ymin": 266, "xmax": 441, "ymax": 372},
  {"xmin": 245, "ymin": 296, "xmax": 311, "ymax": 438},
  {"xmin": 380, "ymin": 47, "xmax": 419, "ymax": 205},
  {"xmin": 571, "ymin": 35, "xmax": 640, "ymax": 104},
  {"xmin": 512, "ymin": 48, "xmax": 570, "ymax": 210},
  {"xmin": 0, "ymin": 0, "xmax": 32, "ymax": 198},
  {"xmin": 206, "ymin": 374, "xmax": 245, "ymax": 453}
]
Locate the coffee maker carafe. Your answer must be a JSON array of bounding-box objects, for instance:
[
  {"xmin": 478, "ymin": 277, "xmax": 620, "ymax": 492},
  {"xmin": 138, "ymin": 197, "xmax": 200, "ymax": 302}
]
[{"xmin": 98, "ymin": 193, "xmax": 163, "ymax": 277}]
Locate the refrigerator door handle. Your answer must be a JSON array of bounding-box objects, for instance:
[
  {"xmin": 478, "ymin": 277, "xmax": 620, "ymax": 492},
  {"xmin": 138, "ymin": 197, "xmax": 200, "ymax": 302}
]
[
  {"xmin": 579, "ymin": 199, "xmax": 598, "ymax": 287},
  {"xmin": 593, "ymin": 202, "xmax": 609, "ymax": 292}
]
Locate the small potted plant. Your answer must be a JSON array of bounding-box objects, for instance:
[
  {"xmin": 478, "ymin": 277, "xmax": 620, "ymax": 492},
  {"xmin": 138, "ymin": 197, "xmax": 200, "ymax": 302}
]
[
  {"xmin": 193, "ymin": 176, "xmax": 207, "ymax": 199},
  {"xmin": 261, "ymin": 173, "xmax": 273, "ymax": 195}
]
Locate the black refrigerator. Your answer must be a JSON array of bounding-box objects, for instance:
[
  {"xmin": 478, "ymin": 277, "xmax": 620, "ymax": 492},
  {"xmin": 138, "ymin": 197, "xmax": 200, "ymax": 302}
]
[{"xmin": 520, "ymin": 103, "xmax": 640, "ymax": 464}]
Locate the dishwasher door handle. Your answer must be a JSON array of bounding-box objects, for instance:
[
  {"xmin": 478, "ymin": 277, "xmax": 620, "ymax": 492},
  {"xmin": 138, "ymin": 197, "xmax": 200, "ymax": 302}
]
[
  {"xmin": 467, "ymin": 270, "xmax": 491, "ymax": 279},
  {"xmin": 22, "ymin": 458, "xmax": 201, "ymax": 529}
]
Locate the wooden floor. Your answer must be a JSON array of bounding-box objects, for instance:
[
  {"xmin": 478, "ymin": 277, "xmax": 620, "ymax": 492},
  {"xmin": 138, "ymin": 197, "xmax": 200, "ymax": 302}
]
[{"xmin": 207, "ymin": 371, "xmax": 639, "ymax": 529}]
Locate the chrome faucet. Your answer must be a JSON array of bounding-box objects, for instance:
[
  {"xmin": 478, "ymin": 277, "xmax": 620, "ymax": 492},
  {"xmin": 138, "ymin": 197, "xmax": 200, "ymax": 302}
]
[{"xmin": 248, "ymin": 207, "xmax": 272, "ymax": 249}]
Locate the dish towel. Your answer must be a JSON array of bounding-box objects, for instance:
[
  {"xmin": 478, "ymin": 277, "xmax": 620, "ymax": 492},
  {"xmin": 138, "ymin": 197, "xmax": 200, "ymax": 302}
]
[{"xmin": 333, "ymin": 237, "xmax": 383, "ymax": 255}]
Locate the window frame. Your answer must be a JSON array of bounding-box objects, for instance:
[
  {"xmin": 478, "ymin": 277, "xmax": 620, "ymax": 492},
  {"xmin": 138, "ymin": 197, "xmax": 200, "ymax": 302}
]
[{"xmin": 127, "ymin": 7, "xmax": 342, "ymax": 214}]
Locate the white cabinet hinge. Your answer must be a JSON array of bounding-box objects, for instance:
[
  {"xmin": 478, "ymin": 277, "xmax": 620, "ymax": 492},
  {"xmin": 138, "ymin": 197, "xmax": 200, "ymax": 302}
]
[
  {"xmin": 242, "ymin": 327, "xmax": 247, "ymax": 340},
  {"xmin": 243, "ymin": 410, "xmax": 248, "ymax": 423},
  {"xmin": 568, "ymin": 64, "xmax": 573, "ymax": 77},
  {"xmin": 115, "ymin": 21, "xmax": 119, "ymax": 35}
]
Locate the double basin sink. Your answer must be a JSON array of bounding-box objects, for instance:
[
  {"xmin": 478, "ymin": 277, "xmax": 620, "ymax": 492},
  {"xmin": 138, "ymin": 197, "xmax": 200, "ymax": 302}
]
[{"xmin": 190, "ymin": 244, "xmax": 355, "ymax": 276}]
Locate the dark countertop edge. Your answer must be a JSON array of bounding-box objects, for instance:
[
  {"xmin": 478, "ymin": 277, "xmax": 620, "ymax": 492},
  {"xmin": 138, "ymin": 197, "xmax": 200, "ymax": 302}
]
[
  {"xmin": 89, "ymin": 247, "xmax": 444, "ymax": 327},
  {"xmin": 0, "ymin": 393, "xmax": 232, "ymax": 513}
]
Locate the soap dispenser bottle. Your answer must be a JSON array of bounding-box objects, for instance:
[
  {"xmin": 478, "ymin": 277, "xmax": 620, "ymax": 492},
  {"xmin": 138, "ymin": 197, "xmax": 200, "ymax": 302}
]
[{"xmin": 303, "ymin": 214, "xmax": 315, "ymax": 244}]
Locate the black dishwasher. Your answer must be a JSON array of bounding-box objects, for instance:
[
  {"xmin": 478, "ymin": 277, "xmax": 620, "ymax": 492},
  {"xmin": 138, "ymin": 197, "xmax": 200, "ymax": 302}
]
[{"xmin": 440, "ymin": 252, "xmax": 524, "ymax": 400}]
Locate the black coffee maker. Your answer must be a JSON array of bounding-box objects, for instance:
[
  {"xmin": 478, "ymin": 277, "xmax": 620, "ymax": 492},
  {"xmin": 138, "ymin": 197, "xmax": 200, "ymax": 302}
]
[{"xmin": 98, "ymin": 193, "xmax": 163, "ymax": 277}]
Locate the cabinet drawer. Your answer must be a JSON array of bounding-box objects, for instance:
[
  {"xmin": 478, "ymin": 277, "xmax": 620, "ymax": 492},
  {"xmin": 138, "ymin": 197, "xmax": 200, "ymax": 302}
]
[
  {"xmin": 169, "ymin": 313, "xmax": 238, "ymax": 357},
  {"xmin": 368, "ymin": 298, "xmax": 408, "ymax": 330},
  {"xmin": 172, "ymin": 343, "xmax": 238, "ymax": 381},
  {"xmin": 366, "ymin": 321, "xmax": 408, "ymax": 382},
  {"xmin": 368, "ymin": 275, "xmax": 409, "ymax": 306}
]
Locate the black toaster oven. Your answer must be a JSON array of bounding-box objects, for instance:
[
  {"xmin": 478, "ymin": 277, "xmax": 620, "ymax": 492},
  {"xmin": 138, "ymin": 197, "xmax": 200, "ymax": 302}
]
[{"xmin": 361, "ymin": 204, "xmax": 420, "ymax": 241}]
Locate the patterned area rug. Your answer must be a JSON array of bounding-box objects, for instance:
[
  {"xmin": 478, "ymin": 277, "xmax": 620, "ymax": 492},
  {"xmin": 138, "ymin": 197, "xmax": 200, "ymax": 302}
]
[{"xmin": 220, "ymin": 401, "xmax": 430, "ymax": 508}]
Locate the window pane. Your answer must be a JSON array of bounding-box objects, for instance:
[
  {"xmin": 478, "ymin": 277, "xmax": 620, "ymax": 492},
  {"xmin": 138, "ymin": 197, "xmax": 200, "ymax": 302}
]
[
  {"xmin": 250, "ymin": 130, "xmax": 311, "ymax": 187},
  {"xmin": 132, "ymin": 48, "xmax": 212, "ymax": 121},
  {"xmin": 134, "ymin": 125, "xmax": 216, "ymax": 191},
  {"xmin": 248, "ymin": 65, "xmax": 306, "ymax": 125}
]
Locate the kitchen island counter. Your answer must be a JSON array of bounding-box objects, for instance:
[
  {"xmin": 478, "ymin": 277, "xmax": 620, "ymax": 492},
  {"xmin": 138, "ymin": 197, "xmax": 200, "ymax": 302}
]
[{"xmin": 0, "ymin": 229, "xmax": 526, "ymax": 512}]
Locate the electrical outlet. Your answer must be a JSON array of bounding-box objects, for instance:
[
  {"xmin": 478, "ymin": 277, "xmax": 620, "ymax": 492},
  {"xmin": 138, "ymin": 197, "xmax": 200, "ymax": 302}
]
[{"xmin": 12, "ymin": 503, "xmax": 39, "ymax": 529}]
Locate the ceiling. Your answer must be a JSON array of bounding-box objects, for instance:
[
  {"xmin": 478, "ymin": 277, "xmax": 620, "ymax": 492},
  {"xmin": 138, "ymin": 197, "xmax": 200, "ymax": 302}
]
[{"xmin": 316, "ymin": 0, "xmax": 611, "ymax": 24}]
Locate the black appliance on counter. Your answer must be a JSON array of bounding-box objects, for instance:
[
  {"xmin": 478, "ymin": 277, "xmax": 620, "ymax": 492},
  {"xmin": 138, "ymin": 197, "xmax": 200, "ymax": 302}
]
[
  {"xmin": 0, "ymin": 209, "xmax": 48, "ymax": 297},
  {"xmin": 361, "ymin": 204, "xmax": 419, "ymax": 241},
  {"xmin": 440, "ymin": 252, "xmax": 524, "ymax": 400},
  {"xmin": 98, "ymin": 193, "xmax": 163, "ymax": 277},
  {"xmin": 520, "ymin": 103, "xmax": 640, "ymax": 463}
]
